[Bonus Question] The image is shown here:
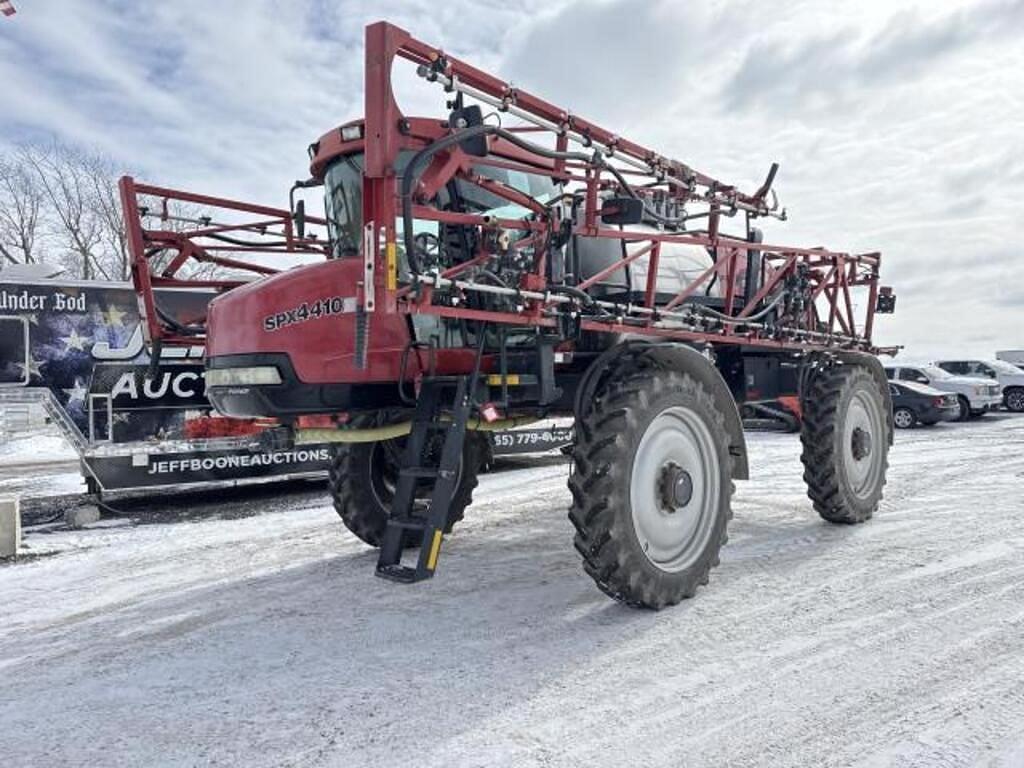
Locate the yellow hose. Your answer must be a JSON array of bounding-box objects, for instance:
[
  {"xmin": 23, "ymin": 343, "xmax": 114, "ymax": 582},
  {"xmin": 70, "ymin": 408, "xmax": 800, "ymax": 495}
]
[{"xmin": 295, "ymin": 415, "xmax": 540, "ymax": 444}]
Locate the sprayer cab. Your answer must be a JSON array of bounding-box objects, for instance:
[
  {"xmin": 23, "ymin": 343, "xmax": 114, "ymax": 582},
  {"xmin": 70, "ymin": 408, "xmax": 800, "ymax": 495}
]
[{"xmin": 204, "ymin": 115, "xmax": 577, "ymax": 419}]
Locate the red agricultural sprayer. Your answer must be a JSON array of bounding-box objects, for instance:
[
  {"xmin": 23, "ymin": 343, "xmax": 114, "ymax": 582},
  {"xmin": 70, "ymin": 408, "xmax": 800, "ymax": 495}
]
[{"xmin": 120, "ymin": 21, "xmax": 897, "ymax": 608}]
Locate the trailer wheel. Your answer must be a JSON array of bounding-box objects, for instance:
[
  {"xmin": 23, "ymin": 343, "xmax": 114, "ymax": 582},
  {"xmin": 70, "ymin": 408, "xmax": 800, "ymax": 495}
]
[
  {"xmin": 569, "ymin": 369, "xmax": 733, "ymax": 609},
  {"xmin": 801, "ymin": 365, "xmax": 889, "ymax": 524},
  {"xmin": 328, "ymin": 432, "xmax": 483, "ymax": 548}
]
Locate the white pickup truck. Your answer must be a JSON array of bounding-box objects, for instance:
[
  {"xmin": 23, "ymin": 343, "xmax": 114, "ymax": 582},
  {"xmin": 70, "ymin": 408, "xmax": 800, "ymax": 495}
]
[
  {"xmin": 934, "ymin": 359, "xmax": 1024, "ymax": 412},
  {"xmin": 996, "ymin": 350, "xmax": 1024, "ymax": 368},
  {"xmin": 883, "ymin": 365, "xmax": 1003, "ymax": 421}
]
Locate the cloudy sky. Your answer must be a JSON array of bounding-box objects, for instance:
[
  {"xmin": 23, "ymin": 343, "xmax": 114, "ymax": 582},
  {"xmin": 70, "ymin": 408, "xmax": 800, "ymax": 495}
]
[{"xmin": 1, "ymin": 0, "xmax": 1022, "ymax": 359}]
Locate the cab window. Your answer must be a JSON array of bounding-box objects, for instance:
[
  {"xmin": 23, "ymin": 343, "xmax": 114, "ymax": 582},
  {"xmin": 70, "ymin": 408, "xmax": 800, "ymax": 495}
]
[
  {"xmin": 899, "ymin": 369, "xmax": 928, "ymax": 384},
  {"xmin": 973, "ymin": 363, "xmax": 996, "ymax": 378}
]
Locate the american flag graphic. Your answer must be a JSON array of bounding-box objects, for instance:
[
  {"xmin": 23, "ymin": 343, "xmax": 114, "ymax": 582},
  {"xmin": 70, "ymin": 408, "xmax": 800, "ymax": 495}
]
[{"xmin": 0, "ymin": 1, "xmax": 16, "ymax": 18}]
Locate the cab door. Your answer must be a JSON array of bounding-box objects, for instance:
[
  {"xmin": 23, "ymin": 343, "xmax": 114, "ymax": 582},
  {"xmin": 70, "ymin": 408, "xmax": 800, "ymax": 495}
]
[{"xmin": 967, "ymin": 361, "xmax": 997, "ymax": 380}]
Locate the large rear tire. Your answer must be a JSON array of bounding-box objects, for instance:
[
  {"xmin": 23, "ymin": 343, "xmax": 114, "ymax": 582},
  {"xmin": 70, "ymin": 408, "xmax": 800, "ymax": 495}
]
[
  {"xmin": 801, "ymin": 364, "xmax": 890, "ymax": 524},
  {"xmin": 569, "ymin": 368, "xmax": 733, "ymax": 609},
  {"xmin": 328, "ymin": 432, "xmax": 483, "ymax": 547}
]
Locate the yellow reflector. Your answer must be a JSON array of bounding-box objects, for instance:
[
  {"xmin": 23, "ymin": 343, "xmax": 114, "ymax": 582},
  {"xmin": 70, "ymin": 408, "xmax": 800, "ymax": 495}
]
[
  {"xmin": 486, "ymin": 374, "xmax": 520, "ymax": 386},
  {"xmin": 426, "ymin": 530, "xmax": 443, "ymax": 571},
  {"xmin": 386, "ymin": 241, "xmax": 397, "ymax": 290}
]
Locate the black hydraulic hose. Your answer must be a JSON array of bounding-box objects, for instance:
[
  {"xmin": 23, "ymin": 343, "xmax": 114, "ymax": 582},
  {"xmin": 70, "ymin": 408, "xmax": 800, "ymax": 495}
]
[
  {"xmin": 204, "ymin": 232, "xmax": 292, "ymax": 248},
  {"xmin": 155, "ymin": 304, "xmax": 204, "ymax": 336},
  {"xmin": 476, "ymin": 268, "xmax": 511, "ymax": 289},
  {"xmin": 545, "ymin": 284, "xmax": 597, "ymax": 307},
  {"xmin": 544, "ymin": 284, "xmax": 615, "ymax": 320},
  {"xmin": 600, "ymin": 162, "xmax": 688, "ymax": 228},
  {"xmin": 691, "ymin": 292, "xmax": 785, "ymax": 324},
  {"xmin": 491, "ymin": 129, "xmax": 690, "ymax": 229}
]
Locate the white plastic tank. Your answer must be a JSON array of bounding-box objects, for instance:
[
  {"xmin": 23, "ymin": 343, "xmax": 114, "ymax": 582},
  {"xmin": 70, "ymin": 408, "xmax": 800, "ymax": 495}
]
[{"xmin": 574, "ymin": 222, "xmax": 726, "ymax": 301}]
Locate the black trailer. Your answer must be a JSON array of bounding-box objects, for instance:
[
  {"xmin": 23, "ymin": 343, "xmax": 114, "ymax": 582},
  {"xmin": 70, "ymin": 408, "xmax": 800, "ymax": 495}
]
[
  {"xmin": 0, "ymin": 272, "xmax": 570, "ymax": 495},
  {"xmin": 0, "ymin": 273, "xmax": 333, "ymax": 494}
]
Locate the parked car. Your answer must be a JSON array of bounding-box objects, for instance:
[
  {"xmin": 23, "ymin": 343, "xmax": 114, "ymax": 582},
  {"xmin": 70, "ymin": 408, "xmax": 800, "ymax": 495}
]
[
  {"xmin": 883, "ymin": 365, "xmax": 1002, "ymax": 421},
  {"xmin": 996, "ymin": 350, "xmax": 1024, "ymax": 369},
  {"xmin": 934, "ymin": 359, "xmax": 1024, "ymax": 412},
  {"xmin": 887, "ymin": 381, "xmax": 959, "ymax": 428}
]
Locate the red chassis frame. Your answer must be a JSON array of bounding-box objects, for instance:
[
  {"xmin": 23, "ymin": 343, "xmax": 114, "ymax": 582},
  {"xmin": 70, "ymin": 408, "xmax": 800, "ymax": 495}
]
[{"xmin": 121, "ymin": 21, "xmax": 894, "ymax": 359}]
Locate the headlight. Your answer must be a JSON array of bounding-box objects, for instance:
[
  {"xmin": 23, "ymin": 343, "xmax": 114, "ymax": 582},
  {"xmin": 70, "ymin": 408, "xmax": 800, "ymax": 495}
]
[
  {"xmin": 340, "ymin": 123, "xmax": 363, "ymax": 142},
  {"xmin": 205, "ymin": 366, "xmax": 282, "ymax": 387}
]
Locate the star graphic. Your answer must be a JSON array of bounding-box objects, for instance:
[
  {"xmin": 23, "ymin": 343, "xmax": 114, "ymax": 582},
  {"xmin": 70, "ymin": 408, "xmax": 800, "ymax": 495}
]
[
  {"xmin": 61, "ymin": 328, "xmax": 89, "ymax": 352},
  {"xmin": 63, "ymin": 378, "xmax": 88, "ymax": 404},
  {"xmin": 103, "ymin": 305, "xmax": 127, "ymax": 327}
]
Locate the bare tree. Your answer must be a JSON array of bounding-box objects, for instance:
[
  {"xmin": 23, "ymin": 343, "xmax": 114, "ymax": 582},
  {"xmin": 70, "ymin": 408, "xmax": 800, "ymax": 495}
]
[
  {"xmin": 84, "ymin": 152, "xmax": 131, "ymax": 280},
  {"xmin": 0, "ymin": 151, "xmax": 47, "ymax": 268},
  {"xmin": 21, "ymin": 142, "xmax": 108, "ymax": 280},
  {"xmin": 3, "ymin": 138, "xmax": 251, "ymax": 284}
]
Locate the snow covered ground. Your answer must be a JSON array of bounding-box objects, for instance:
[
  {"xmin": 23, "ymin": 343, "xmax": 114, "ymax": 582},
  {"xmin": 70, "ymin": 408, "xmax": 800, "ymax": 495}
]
[
  {"xmin": 0, "ymin": 427, "xmax": 84, "ymax": 498},
  {"xmin": 1, "ymin": 414, "xmax": 1023, "ymax": 767}
]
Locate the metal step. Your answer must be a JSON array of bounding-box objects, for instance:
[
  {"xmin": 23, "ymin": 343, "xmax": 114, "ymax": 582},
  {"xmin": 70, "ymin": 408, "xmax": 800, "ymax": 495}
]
[{"xmin": 375, "ymin": 376, "xmax": 471, "ymax": 583}]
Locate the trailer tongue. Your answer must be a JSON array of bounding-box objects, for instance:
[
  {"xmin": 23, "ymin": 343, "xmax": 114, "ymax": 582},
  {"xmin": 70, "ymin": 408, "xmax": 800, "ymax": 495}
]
[{"xmin": 121, "ymin": 21, "xmax": 897, "ymax": 609}]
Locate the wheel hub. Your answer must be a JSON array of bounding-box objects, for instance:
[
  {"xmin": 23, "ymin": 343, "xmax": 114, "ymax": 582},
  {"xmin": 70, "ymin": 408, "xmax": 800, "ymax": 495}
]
[
  {"xmin": 658, "ymin": 462, "xmax": 694, "ymax": 511},
  {"xmin": 850, "ymin": 426, "xmax": 872, "ymax": 461},
  {"xmin": 630, "ymin": 406, "xmax": 721, "ymax": 573}
]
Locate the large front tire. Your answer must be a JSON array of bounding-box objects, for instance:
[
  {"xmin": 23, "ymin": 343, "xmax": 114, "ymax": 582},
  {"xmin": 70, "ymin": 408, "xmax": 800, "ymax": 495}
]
[
  {"xmin": 569, "ymin": 369, "xmax": 734, "ymax": 610},
  {"xmin": 801, "ymin": 365, "xmax": 890, "ymax": 524},
  {"xmin": 328, "ymin": 433, "xmax": 482, "ymax": 547}
]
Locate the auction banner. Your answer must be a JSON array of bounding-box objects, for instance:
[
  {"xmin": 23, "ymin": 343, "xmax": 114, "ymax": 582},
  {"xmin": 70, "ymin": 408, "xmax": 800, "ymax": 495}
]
[{"xmin": 84, "ymin": 445, "xmax": 333, "ymax": 490}]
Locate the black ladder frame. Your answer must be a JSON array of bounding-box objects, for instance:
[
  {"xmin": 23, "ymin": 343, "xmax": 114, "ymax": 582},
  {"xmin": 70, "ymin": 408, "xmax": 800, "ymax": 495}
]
[{"xmin": 375, "ymin": 376, "xmax": 473, "ymax": 583}]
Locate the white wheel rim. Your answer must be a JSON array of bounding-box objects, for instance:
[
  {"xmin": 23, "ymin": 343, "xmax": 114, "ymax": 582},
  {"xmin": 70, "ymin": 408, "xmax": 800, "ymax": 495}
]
[
  {"xmin": 843, "ymin": 389, "xmax": 886, "ymax": 500},
  {"xmin": 893, "ymin": 409, "xmax": 914, "ymax": 428},
  {"xmin": 629, "ymin": 405, "xmax": 721, "ymax": 573}
]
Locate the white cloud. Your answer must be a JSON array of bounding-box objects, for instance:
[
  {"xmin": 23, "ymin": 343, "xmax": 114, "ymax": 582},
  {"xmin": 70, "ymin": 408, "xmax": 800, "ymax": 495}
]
[{"xmin": 1, "ymin": 0, "xmax": 1021, "ymax": 358}]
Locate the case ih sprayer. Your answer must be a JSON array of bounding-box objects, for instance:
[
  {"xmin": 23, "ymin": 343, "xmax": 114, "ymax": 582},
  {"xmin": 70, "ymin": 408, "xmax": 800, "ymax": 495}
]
[{"xmin": 120, "ymin": 21, "xmax": 897, "ymax": 609}]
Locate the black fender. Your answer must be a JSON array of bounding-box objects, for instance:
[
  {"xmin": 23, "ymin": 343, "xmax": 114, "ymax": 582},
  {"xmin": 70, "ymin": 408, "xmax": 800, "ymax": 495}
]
[{"xmin": 574, "ymin": 340, "xmax": 749, "ymax": 481}]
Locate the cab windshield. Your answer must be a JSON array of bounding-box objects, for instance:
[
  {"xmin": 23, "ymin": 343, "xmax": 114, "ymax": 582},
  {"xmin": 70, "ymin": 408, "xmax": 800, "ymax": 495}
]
[{"xmin": 323, "ymin": 152, "xmax": 558, "ymax": 259}]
